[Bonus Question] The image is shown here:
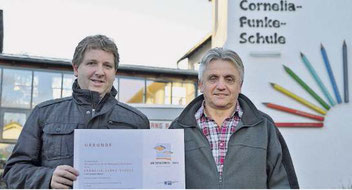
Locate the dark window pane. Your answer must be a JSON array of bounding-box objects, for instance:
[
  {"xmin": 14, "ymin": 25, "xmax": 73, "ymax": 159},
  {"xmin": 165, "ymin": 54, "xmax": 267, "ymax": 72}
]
[
  {"xmin": 0, "ymin": 143, "xmax": 15, "ymax": 169},
  {"xmin": 32, "ymin": 71, "xmax": 62, "ymax": 107},
  {"xmin": 0, "ymin": 68, "xmax": 2, "ymax": 101},
  {"xmin": 1, "ymin": 69, "xmax": 32, "ymax": 108},
  {"xmin": 62, "ymin": 74, "xmax": 75, "ymax": 97}
]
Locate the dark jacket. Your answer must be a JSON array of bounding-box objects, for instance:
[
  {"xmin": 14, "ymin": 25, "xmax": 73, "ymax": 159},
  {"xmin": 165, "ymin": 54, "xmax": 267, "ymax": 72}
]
[
  {"xmin": 3, "ymin": 80, "xmax": 150, "ymax": 189},
  {"xmin": 170, "ymin": 94, "xmax": 299, "ymax": 189}
]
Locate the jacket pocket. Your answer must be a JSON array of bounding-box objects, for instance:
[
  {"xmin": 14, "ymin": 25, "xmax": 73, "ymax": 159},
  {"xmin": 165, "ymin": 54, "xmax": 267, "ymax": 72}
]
[
  {"xmin": 42, "ymin": 123, "xmax": 77, "ymax": 160},
  {"xmin": 106, "ymin": 120, "xmax": 138, "ymax": 129}
]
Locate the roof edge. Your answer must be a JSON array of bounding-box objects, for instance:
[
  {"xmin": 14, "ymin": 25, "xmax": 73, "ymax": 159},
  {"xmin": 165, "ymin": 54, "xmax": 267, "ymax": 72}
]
[{"xmin": 177, "ymin": 33, "xmax": 212, "ymax": 63}]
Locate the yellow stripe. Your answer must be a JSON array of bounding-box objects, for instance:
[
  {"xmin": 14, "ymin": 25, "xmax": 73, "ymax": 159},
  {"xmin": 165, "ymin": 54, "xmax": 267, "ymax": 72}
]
[{"xmin": 272, "ymin": 83, "xmax": 327, "ymax": 115}]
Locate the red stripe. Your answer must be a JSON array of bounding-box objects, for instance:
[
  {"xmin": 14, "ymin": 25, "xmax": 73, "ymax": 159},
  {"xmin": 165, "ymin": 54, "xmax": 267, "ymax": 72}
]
[{"xmin": 275, "ymin": 122, "xmax": 323, "ymax": 127}]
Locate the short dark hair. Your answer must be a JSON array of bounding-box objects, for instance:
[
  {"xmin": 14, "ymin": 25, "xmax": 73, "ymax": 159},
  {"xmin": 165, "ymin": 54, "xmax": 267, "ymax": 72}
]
[{"xmin": 72, "ymin": 34, "xmax": 119, "ymax": 70}]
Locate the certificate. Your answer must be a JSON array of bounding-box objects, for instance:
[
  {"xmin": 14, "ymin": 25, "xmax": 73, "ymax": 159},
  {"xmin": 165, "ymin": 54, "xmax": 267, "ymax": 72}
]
[{"xmin": 73, "ymin": 129, "xmax": 185, "ymax": 189}]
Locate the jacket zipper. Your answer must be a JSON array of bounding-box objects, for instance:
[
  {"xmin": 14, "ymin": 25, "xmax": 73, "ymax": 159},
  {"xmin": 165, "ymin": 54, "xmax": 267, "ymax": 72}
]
[
  {"xmin": 181, "ymin": 122, "xmax": 224, "ymax": 187},
  {"xmin": 219, "ymin": 125, "xmax": 244, "ymax": 188},
  {"xmin": 219, "ymin": 174, "xmax": 223, "ymax": 186}
]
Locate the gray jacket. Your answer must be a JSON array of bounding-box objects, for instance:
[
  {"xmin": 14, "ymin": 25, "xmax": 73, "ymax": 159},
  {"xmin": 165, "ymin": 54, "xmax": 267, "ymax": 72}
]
[
  {"xmin": 170, "ymin": 94, "xmax": 299, "ymax": 189},
  {"xmin": 3, "ymin": 80, "xmax": 150, "ymax": 189}
]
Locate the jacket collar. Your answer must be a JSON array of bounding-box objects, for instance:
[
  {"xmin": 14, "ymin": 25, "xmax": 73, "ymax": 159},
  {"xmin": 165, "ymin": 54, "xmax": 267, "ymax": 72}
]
[
  {"xmin": 176, "ymin": 93, "xmax": 263, "ymax": 128},
  {"xmin": 237, "ymin": 93, "xmax": 263, "ymax": 126},
  {"xmin": 72, "ymin": 79, "xmax": 117, "ymax": 110}
]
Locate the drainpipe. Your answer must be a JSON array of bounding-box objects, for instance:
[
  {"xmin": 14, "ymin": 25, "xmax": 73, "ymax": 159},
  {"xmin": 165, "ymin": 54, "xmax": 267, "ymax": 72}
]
[{"xmin": 0, "ymin": 9, "xmax": 3, "ymax": 53}]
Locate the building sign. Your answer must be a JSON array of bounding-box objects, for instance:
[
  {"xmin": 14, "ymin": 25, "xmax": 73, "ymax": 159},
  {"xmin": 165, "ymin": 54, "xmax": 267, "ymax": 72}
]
[
  {"xmin": 224, "ymin": 0, "xmax": 352, "ymax": 188},
  {"xmin": 150, "ymin": 121, "xmax": 171, "ymax": 129},
  {"xmin": 225, "ymin": 0, "xmax": 352, "ymax": 121},
  {"xmin": 237, "ymin": 0, "xmax": 302, "ymax": 45}
]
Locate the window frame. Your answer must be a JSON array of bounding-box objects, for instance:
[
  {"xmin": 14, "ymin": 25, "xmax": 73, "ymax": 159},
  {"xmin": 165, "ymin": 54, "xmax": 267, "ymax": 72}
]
[{"xmin": 0, "ymin": 107, "xmax": 31, "ymax": 144}]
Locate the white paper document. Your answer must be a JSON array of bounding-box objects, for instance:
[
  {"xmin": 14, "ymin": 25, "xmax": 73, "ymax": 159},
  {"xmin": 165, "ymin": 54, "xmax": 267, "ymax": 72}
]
[{"xmin": 73, "ymin": 129, "xmax": 185, "ymax": 189}]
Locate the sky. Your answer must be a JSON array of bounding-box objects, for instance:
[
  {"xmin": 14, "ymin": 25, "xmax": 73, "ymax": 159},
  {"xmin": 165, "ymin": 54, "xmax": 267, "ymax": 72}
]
[{"xmin": 0, "ymin": 0, "xmax": 212, "ymax": 68}]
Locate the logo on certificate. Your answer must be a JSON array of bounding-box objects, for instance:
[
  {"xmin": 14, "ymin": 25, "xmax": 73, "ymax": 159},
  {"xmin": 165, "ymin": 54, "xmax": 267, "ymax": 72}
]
[{"xmin": 154, "ymin": 143, "xmax": 173, "ymax": 160}]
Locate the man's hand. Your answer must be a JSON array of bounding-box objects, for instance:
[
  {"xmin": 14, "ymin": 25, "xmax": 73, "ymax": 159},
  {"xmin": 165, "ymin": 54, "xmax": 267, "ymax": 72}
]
[{"xmin": 50, "ymin": 165, "xmax": 79, "ymax": 189}]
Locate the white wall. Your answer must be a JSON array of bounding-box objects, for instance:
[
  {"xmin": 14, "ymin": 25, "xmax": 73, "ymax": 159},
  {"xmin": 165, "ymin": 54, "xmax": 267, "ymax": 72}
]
[{"xmin": 224, "ymin": 0, "xmax": 352, "ymax": 188}]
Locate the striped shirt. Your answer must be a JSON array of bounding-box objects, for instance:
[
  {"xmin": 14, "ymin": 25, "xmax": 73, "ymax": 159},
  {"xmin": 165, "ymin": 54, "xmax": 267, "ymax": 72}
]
[{"xmin": 195, "ymin": 101, "xmax": 243, "ymax": 176}]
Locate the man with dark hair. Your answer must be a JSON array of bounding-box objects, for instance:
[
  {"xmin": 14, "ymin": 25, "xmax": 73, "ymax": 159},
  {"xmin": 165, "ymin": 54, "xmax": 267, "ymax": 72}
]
[
  {"xmin": 170, "ymin": 47, "xmax": 299, "ymax": 189},
  {"xmin": 3, "ymin": 34, "xmax": 150, "ymax": 189}
]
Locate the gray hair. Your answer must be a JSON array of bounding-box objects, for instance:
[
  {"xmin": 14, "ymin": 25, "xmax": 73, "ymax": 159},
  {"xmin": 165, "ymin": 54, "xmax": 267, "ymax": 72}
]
[
  {"xmin": 198, "ymin": 47, "xmax": 244, "ymax": 83},
  {"xmin": 72, "ymin": 34, "xmax": 119, "ymax": 70}
]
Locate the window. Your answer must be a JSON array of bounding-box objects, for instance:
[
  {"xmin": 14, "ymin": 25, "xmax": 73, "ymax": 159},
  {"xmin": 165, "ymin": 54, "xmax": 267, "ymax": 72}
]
[
  {"xmin": 0, "ymin": 143, "xmax": 15, "ymax": 168},
  {"xmin": 32, "ymin": 71, "xmax": 62, "ymax": 107},
  {"xmin": 113, "ymin": 78, "xmax": 119, "ymax": 100},
  {"xmin": 119, "ymin": 78, "xmax": 145, "ymax": 103},
  {"xmin": 0, "ymin": 68, "xmax": 2, "ymax": 105},
  {"xmin": 1, "ymin": 69, "xmax": 32, "ymax": 108},
  {"xmin": 62, "ymin": 74, "xmax": 75, "ymax": 97},
  {"xmin": 171, "ymin": 82, "xmax": 195, "ymax": 105},
  {"xmin": 146, "ymin": 80, "xmax": 171, "ymax": 104},
  {"xmin": 184, "ymin": 82, "xmax": 196, "ymax": 104},
  {"xmin": 2, "ymin": 112, "xmax": 26, "ymax": 140}
]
